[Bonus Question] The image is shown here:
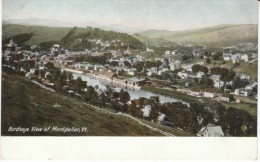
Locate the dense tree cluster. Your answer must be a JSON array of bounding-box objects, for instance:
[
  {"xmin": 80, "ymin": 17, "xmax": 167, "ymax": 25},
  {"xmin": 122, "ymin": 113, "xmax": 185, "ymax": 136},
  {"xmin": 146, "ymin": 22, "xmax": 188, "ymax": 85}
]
[
  {"xmin": 192, "ymin": 64, "xmax": 209, "ymax": 73},
  {"xmin": 210, "ymin": 67, "xmax": 236, "ymax": 82}
]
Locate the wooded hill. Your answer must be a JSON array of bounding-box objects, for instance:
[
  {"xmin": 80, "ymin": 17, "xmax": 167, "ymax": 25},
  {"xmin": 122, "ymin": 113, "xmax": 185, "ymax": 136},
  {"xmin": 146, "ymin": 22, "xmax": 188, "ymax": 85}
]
[{"xmin": 2, "ymin": 24, "xmax": 144, "ymax": 50}]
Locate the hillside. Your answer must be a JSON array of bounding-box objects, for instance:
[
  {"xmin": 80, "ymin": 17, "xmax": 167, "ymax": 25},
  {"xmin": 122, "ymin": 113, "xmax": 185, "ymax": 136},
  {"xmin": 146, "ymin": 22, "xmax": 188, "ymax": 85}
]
[
  {"xmin": 132, "ymin": 34, "xmax": 177, "ymax": 47},
  {"xmin": 2, "ymin": 24, "xmax": 71, "ymax": 45},
  {"xmin": 2, "ymin": 24, "xmax": 144, "ymax": 49},
  {"xmin": 1, "ymin": 74, "xmax": 192, "ymax": 136},
  {"xmin": 136, "ymin": 24, "xmax": 258, "ymax": 47},
  {"xmin": 60, "ymin": 26, "xmax": 144, "ymax": 50}
]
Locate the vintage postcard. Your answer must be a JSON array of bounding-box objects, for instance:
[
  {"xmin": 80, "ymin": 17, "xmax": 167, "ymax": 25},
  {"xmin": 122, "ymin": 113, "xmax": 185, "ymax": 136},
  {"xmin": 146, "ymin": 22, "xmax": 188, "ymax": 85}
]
[{"xmin": 0, "ymin": 0, "xmax": 258, "ymax": 160}]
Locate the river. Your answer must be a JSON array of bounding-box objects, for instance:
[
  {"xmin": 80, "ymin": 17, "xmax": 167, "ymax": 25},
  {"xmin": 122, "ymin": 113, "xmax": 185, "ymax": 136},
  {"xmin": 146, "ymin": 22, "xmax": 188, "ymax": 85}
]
[{"xmin": 73, "ymin": 73, "xmax": 184, "ymax": 104}]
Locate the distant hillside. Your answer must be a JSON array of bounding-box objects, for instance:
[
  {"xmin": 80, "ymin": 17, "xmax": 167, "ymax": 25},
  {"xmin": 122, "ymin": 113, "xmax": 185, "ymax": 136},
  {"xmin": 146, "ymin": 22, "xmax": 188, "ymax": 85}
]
[
  {"xmin": 136, "ymin": 24, "xmax": 258, "ymax": 47},
  {"xmin": 132, "ymin": 34, "xmax": 177, "ymax": 47},
  {"xmin": 3, "ymin": 18, "xmax": 142, "ymax": 33},
  {"xmin": 2, "ymin": 24, "xmax": 144, "ymax": 49},
  {"xmin": 2, "ymin": 24, "xmax": 71, "ymax": 45},
  {"xmin": 136, "ymin": 29, "xmax": 176, "ymax": 38}
]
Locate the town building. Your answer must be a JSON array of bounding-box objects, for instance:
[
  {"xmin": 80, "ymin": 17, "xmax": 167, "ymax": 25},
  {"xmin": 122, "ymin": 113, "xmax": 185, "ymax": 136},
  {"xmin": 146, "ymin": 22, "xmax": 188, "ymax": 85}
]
[
  {"xmin": 240, "ymin": 54, "xmax": 249, "ymax": 62},
  {"xmin": 198, "ymin": 124, "xmax": 224, "ymax": 137},
  {"xmin": 204, "ymin": 88, "xmax": 217, "ymax": 98},
  {"xmin": 178, "ymin": 71, "xmax": 189, "ymax": 79},
  {"xmin": 125, "ymin": 77, "xmax": 146, "ymax": 89},
  {"xmin": 223, "ymin": 53, "xmax": 231, "ymax": 61},
  {"xmin": 234, "ymin": 88, "xmax": 251, "ymax": 97},
  {"xmin": 190, "ymin": 87, "xmax": 202, "ymax": 96},
  {"xmin": 169, "ymin": 60, "xmax": 181, "ymax": 71},
  {"xmin": 6, "ymin": 38, "xmax": 17, "ymax": 48},
  {"xmin": 221, "ymin": 93, "xmax": 234, "ymax": 102},
  {"xmin": 127, "ymin": 68, "xmax": 137, "ymax": 75}
]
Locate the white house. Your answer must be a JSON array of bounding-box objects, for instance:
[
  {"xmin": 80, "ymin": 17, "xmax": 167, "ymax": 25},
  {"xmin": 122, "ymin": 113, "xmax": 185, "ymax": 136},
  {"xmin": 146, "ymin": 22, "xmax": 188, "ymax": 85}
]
[
  {"xmin": 146, "ymin": 67, "xmax": 158, "ymax": 76},
  {"xmin": 125, "ymin": 77, "xmax": 146, "ymax": 89},
  {"xmin": 223, "ymin": 53, "xmax": 231, "ymax": 61},
  {"xmin": 169, "ymin": 60, "xmax": 181, "ymax": 71},
  {"xmin": 29, "ymin": 68, "xmax": 38, "ymax": 74},
  {"xmin": 165, "ymin": 50, "xmax": 171, "ymax": 56},
  {"xmin": 178, "ymin": 71, "xmax": 189, "ymax": 79},
  {"xmin": 6, "ymin": 38, "xmax": 17, "ymax": 47},
  {"xmin": 198, "ymin": 124, "xmax": 224, "ymax": 137},
  {"xmin": 190, "ymin": 87, "xmax": 202, "ymax": 96},
  {"xmin": 231, "ymin": 55, "xmax": 240, "ymax": 63},
  {"xmin": 158, "ymin": 68, "xmax": 169, "ymax": 75},
  {"xmin": 234, "ymin": 88, "xmax": 251, "ymax": 97},
  {"xmin": 213, "ymin": 80, "xmax": 224, "ymax": 88},
  {"xmin": 171, "ymin": 50, "xmax": 177, "ymax": 55},
  {"xmin": 204, "ymin": 88, "xmax": 216, "ymax": 98},
  {"xmin": 210, "ymin": 75, "xmax": 221, "ymax": 81},
  {"xmin": 240, "ymin": 54, "xmax": 249, "ymax": 62},
  {"xmin": 238, "ymin": 74, "xmax": 251, "ymax": 80},
  {"xmin": 94, "ymin": 64, "xmax": 104, "ymax": 71},
  {"xmin": 221, "ymin": 93, "xmax": 234, "ymax": 102},
  {"xmin": 196, "ymin": 71, "xmax": 205, "ymax": 78},
  {"xmin": 127, "ymin": 68, "xmax": 137, "ymax": 75},
  {"xmin": 245, "ymin": 82, "xmax": 257, "ymax": 90},
  {"xmin": 182, "ymin": 64, "xmax": 193, "ymax": 72}
]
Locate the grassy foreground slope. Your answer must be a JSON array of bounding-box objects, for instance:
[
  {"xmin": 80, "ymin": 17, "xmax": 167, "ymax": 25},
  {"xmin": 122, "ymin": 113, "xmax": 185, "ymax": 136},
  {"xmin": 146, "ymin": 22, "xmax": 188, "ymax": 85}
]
[{"xmin": 1, "ymin": 74, "xmax": 164, "ymax": 136}]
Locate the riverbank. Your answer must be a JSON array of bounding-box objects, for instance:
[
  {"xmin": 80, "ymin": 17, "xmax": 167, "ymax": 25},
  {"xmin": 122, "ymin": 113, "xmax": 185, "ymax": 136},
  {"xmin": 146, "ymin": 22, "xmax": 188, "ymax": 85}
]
[
  {"xmin": 141, "ymin": 85, "xmax": 206, "ymax": 104},
  {"xmin": 142, "ymin": 85, "xmax": 257, "ymax": 116},
  {"xmin": 64, "ymin": 67, "xmax": 142, "ymax": 90}
]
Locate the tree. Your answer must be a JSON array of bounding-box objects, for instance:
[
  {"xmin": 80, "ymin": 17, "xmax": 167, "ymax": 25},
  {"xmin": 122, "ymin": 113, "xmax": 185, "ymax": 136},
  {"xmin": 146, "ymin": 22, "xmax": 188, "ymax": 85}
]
[
  {"xmin": 100, "ymin": 92, "xmax": 106, "ymax": 108},
  {"xmin": 105, "ymin": 85, "xmax": 113, "ymax": 102},
  {"xmin": 198, "ymin": 78, "xmax": 214, "ymax": 89},
  {"xmin": 54, "ymin": 77, "xmax": 65, "ymax": 92},
  {"xmin": 119, "ymin": 90, "xmax": 130, "ymax": 103},
  {"xmin": 204, "ymin": 51, "xmax": 212, "ymax": 57},
  {"xmin": 232, "ymin": 77, "xmax": 250, "ymax": 91},
  {"xmin": 192, "ymin": 64, "xmax": 208, "ymax": 73},
  {"xmin": 73, "ymin": 77, "xmax": 87, "ymax": 94},
  {"xmin": 252, "ymin": 85, "xmax": 257, "ymax": 93},
  {"xmin": 83, "ymin": 86, "xmax": 99, "ymax": 105},
  {"xmin": 205, "ymin": 58, "xmax": 211, "ymax": 64},
  {"xmin": 182, "ymin": 55, "xmax": 189, "ymax": 62},
  {"xmin": 110, "ymin": 61, "xmax": 119, "ymax": 67},
  {"xmin": 212, "ymin": 52, "xmax": 223, "ymax": 60},
  {"xmin": 123, "ymin": 61, "xmax": 131, "ymax": 67},
  {"xmin": 45, "ymin": 62, "xmax": 55, "ymax": 69},
  {"xmin": 133, "ymin": 62, "xmax": 145, "ymax": 72},
  {"xmin": 219, "ymin": 107, "xmax": 256, "ymax": 136},
  {"xmin": 148, "ymin": 96, "xmax": 160, "ymax": 122}
]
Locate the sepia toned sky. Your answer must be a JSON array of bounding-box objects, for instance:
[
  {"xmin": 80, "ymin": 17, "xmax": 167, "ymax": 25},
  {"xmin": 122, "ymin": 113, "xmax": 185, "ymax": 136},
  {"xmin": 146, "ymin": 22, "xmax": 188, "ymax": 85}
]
[{"xmin": 2, "ymin": 0, "xmax": 258, "ymax": 31}]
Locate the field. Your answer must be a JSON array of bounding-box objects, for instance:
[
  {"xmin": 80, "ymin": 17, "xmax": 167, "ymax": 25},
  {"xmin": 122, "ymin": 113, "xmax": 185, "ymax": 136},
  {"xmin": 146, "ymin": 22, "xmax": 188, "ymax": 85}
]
[
  {"xmin": 1, "ymin": 73, "xmax": 193, "ymax": 136},
  {"xmin": 221, "ymin": 102, "xmax": 257, "ymax": 117},
  {"xmin": 233, "ymin": 61, "xmax": 258, "ymax": 81}
]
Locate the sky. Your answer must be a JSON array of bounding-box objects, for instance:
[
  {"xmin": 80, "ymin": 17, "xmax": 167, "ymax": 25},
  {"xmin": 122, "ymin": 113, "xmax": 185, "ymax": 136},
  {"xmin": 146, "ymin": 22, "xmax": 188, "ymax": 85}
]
[{"xmin": 2, "ymin": 0, "xmax": 258, "ymax": 31}]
